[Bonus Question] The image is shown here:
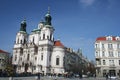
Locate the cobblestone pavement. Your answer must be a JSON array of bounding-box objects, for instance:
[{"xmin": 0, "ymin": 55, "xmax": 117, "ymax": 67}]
[{"xmin": 0, "ymin": 76, "xmax": 120, "ymax": 80}]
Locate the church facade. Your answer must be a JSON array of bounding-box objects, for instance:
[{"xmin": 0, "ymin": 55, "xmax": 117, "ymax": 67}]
[{"xmin": 12, "ymin": 9, "xmax": 89, "ymax": 75}]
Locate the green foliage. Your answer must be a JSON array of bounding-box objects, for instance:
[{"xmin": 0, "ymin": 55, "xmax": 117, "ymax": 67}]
[{"xmin": 5, "ymin": 63, "xmax": 14, "ymax": 76}]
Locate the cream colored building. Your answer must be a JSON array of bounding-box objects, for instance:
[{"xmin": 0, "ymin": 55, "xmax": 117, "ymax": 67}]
[{"xmin": 95, "ymin": 36, "xmax": 120, "ymax": 77}]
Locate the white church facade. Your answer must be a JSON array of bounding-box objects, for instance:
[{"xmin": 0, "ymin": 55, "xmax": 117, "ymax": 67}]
[{"xmin": 12, "ymin": 9, "xmax": 89, "ymax": 75}]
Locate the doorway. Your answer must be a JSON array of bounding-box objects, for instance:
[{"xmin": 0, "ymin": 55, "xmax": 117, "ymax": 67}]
[{"xmin": 109, "ymin": 70, "xmax": 116, "ymax": 76}]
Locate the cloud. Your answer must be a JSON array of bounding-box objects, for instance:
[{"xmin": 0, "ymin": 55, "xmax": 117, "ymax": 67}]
[{"xmin": 79, "ymin": 0, "xmax": 95, "ymax": 6}]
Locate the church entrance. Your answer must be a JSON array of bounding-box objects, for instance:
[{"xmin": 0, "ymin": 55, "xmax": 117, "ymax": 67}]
[
  {"xmin": 109, "ymin": 70, "xmax": 116, "ymax": 76},
  {"xmin": 25, "ymin": 63, "xmax": 29, "ymax": 72}
]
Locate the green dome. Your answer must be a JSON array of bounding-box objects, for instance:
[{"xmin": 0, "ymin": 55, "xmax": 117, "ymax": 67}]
[
  {"xmin": 20, "ymin": 19, "xmax": 27, "ymax": 32},
  {"xmin": 44, "ymin": 8, "xmax": 52, "ymax": 25}
]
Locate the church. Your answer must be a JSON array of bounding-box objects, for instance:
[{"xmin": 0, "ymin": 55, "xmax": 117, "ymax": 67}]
[{"xmin": 12, "ymin": 9, "xmax": 88, "ymax": 75}]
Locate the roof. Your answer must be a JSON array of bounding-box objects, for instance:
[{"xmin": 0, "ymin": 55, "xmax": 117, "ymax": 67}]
[
  {"xmin": 0, "ymin": 49, "xmax": 9, "ymax": 54},
  {"xmin": 96, "ymin": 36, "xmax": 118, "ymax": 41},
  {"xmin": 96, "ymin": 37, "xmax": 106, "ymax": 41},
  {"xmin": 54, "ymin": 40, "xmax": 64, "ymax": 47}
]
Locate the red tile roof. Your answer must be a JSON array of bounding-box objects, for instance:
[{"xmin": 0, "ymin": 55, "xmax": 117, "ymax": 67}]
[
  {"xmin": 54, "ymin": 40, "xmax": 64, "ymax": 47},
  {"xmin": 96, "ymin": 36, "xmax": 117, "ymax": 41},
  {"xmin": 0, "ymin": 49, "xmax": 9, "ymax": 54},
  {"xmin": 96, "ymin": 37, "xmax": 106, "ymax": 41}
]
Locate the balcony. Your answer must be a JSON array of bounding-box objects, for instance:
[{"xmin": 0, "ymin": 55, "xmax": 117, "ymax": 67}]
[{"xmin": 109, "ymin": 64, "xmax": 116, "ymax": 68}]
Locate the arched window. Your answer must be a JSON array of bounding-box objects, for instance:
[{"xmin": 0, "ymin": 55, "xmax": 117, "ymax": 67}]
[
  {"xmin": 27, "ymin": 54, "xmax": 30, "ymax": 61},
  {"xmin": 43, "ymin": 34, "xmax": 45, "ymax": 40},
  {"xmin": 24, "ymin": 38, "xmax": 26, "ymax": 44},
  {"xmin": 20, "ymin": 40, "xmax": 22, "ymax": 44},
  {"xmin": 15, "ymin": 55, "xmax": 17, "ymax": 61},
  {"xmin": 41, "ymin": 53, "xmax": 43, "ymax": 60},
  {"xmin": 50, "ymin": 33, "xmax": 52, "ymax": 40},
  {"xmin": 47, "ymin": 35, "xmax": 49, "ymax": 39},
  {"xmin": 17, "ymin": 38, "xmax": 19, "ymax": 44},
  {"xmin": 56, "ymin": 56, "xmax": 60, "ymax": 65},
  {"xmin": 33, "ymin": 37, "xmax": 34, "ymax": 43}
]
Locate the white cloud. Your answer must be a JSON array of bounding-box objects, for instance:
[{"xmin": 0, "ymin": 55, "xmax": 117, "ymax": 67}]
[{"xmin": 79, "ymin": 0, "xmax": 95, "ymax": 6}]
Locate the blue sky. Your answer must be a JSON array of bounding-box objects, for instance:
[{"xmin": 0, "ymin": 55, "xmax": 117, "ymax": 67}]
[{"xmin": 0, "ymin": 0, "xmax": 120, "ymax": 60}]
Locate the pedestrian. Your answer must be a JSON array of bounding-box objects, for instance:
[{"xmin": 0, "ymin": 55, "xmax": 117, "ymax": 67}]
[
  {"xmin": 37, "ymin": 73, "xmax": 40, "ymax": 80},
  {"xmin": 106, "ymin": 74, "xmax": 108, "ymax": 80}
]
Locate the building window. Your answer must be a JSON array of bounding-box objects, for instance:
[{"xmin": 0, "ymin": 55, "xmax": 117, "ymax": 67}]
[
  {"xmin": 17, "ymin": 38, "xmax": 19, "ymax": 44},
  {"xmin": 39, "ymin": 37, "xmax": 41, "ymax": 40},
  {"xmin": 41, "ymin": 47, "xmax": 44, "ymax": 51},
  {"xmin": 102, "ymin": 51, "xmax": 105, "ymax": 57},
  {"xmin": 56, "ymin": 57, "xmax": 60, "ymax": 65},
  {"xmin": 34, "ymin": 66, "xmax": 36, "ymax": 70},
  {"xmin": 96, "ymin": 51, "xmax": 98, "ymax": 57},
  {"xmin": 15, "ymin": 55, "xmax": 17, "ymax": 61},
  {"xmin": 35, "ymin": 57, "xmax": 37, "ymax": 61},
  {"xmin": 41, "ymin": 53, "xmax": 43, "ymax": 60},
  {"xmin": 108, "ymin": 44, "xmax": 113, "ymax": 49},
  {"xmin": 119, "ymin": 60, "xmax": 120, "ymax": 65},
  {"xmin": 43, "ymin": 34, "xmax": 45, "ymax": 40},
  {"xmin": 95, "ymin": 44, "xmax": 99, "ymax": 48},
  {"xmin": 109, "ymin": 51, "xmax": 114, "ymax": 57},
  {"xmin": 50, "ymin": 33, "xmax": 52, "ymax": 40},
  {"xmin": 47, "ymin": 35, "xmax": 49, "ymax": 39},
  {"xmin": 118, "ymin": 51, "xmax": 120, "ymax": 57},
  {"xmin": 109, "ymin": 60, "xmax": 114, "ymax": 66},
  {"xmin": 117, "ymin": 44, "xmax": 120, "ymax": 49},
  {"xmin": 27, "ymin": 54, "xmax": 30, "ymax": 61},
  {"xmin": 102, "ymin": 44, "xmax": 104, "ymax": 49},
  {"xmin": 103, "ymin": 60, "xmax": 106, "ymax": 65}
]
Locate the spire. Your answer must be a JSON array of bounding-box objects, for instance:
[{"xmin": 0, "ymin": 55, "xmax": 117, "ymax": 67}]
[
  {"xmin": 48, "ymin": 6, "xmax": 50, "ymax": 14},
  {"xmin": 20, "ymin": 19, "xmax": 27, "ymax": 32},
  {"xmin": 45, "ymin": 7, "xmax": 52, "ymax": 25}
]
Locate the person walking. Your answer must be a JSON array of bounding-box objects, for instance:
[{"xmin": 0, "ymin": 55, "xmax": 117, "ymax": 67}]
[{"xmin": 106, "ymin": 74, "xmax": 108, "ymax": 80}]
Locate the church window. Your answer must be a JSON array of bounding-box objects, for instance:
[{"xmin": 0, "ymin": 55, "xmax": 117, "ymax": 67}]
[
  {"xmin": 41, "ymin": 53, "xmax": 43, "ymax": 60},
  {"xmin": 50, "ymin": 33, "xmax": 52, "ymax": 40},
  {"xmin": 20, "ymin": 57, "xmax": 22, "ymax": 61},
  {"xmin": 34, "ymin": 47, "xmax": 38, "ymax": 54},
  {"xmin": 43, "ymin": 34, "xmax": 45, "ymax": 40},
  {"xmin": 47, "ymin": 35, "xmax": 49, "ymax": 39},
  {"xmin": 56, "ymin": 56, "xmax": 60, "ymax": 65},
  {"xmin": 23, "ymin": 39, "xmax": 26, "ymax": 44},
  {"xmin": 20, "ymin": 40, "xmax": 22, "ymax": 44},
  {"xmin": 103, "ymin": 60, "xmax": 106, "ymax": 65},
  {"xmin": 27, "ymin": 54, "xmax": 30, "ymax": 61},
  {"xmin": 20, "ymin": 48, "xmax": 23, "ymax": 55},
  {"xmin": 39, "ymin": 37, "xmax": 41, "ymax": 40},
  {"xmin": 41, "ymin": 47, "xmax": 44, "ymax": 51},
  {"xmin": 119, "ymin": 60, "xmax": 120, "ymax": 65},
  {"xmin": 33, "ymin": 37, "xmax": 34, "ymax": 43},
  {"xmin": 34, "ymin": 66, "xmax": 36, "ymax": 70},
  {"xmin": 40, "ymin": 66, "xmax": 42, "ymax": 70},
  {"xmin": 35, "ymin": 57, "xmax": 37, "ymax": 61},
  {"xmin": 17, "ymin": 38, "xmax": 19, "ymax": 44},
  {"xmin": 49, "ymin": 53, "xmax": 51, "ymax": 61},
  {"xmin": 15, "ymin": 55, "xmax": 17, "ymax": 61}
]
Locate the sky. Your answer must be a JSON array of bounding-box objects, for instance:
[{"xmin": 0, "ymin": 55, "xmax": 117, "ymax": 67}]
[{"xmin": 0, "ymin": 0, "xmax": 120, "ymax": 61}]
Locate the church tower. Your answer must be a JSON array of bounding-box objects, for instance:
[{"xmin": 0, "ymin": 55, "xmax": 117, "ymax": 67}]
[
  {"xmin": 38, "ymin": 8, "xmax": 54, "ymax": 74},
  {"xmin": 12, "ymin": 19, "xmax": 28, "ymax": 72}
]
